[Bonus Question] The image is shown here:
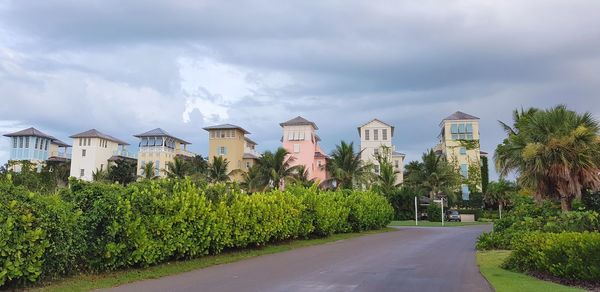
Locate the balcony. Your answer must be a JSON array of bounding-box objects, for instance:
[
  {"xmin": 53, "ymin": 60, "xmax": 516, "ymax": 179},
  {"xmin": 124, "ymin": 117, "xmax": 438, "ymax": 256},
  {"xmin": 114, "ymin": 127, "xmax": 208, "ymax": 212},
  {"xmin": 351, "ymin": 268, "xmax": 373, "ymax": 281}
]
[
  {"xmin": 112, "ymin": 149, "xmax": 137, "ymax": 159},
  {"xmin": 48, "ymin": 151, "xmax": 72, "ymax": 159},
  {"xmin": 176, "ymin": 148, "xmax": 195, "ymax": 157}
]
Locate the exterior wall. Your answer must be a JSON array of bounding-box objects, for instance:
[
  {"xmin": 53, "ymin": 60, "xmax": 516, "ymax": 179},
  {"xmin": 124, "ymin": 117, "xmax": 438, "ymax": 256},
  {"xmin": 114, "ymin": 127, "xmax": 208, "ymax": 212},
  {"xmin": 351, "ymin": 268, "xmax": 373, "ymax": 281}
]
[
  {"xmin": 70, "ymin": 137, "xmax": 120, "ymax": 181},
  {"xmin": 8, "ymin": 136, "xmax": 52, "ymax": 161},
  {"xmin": 281, "ymin": 125, "xmax": 327, "ymax": 183},
  {"xmin": 207, "ymin": 129, "xmax": 246, "ymax": 175},
  {"xmin": 359, "ymin": 120, "xmax": 404, "ymax": 184}
]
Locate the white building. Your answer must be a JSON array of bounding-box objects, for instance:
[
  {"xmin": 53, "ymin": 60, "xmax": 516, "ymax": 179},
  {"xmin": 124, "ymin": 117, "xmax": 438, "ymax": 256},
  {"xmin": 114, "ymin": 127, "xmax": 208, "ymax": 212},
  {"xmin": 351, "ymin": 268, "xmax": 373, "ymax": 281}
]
[
  {"xmin": 69, "ymin": 129, "xmax": 135, "ymax": 181},
  {"xmin": 358, "ymin": 119, "xmax": 405, "ymax": 184}
]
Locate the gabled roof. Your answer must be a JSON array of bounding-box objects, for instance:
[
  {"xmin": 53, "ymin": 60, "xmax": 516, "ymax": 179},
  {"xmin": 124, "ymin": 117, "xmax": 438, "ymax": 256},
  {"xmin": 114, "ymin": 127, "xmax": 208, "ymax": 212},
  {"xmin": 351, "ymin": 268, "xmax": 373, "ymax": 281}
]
[
  {"xmin": 280, "ymin": 116, "xmax": 318, "ymax": 129},
  {"xmin": 3, "ymin": 127, "xmax": 54, "ymax": 139},
  {"xmin": 4, "ymin": 127, "xmax": 71, "ymax": 147},
  {"xmin": 202, "ymin": 124, "xmax": 250, "ymax": 134},
  {"xmin": 70, "ymin": 129, "xmax": 129, "ymax": 145},
  {"xmin": 134, "ymin": 128, "xmax": 190, "ymax": 144},
  {"xmin": 442, "ymin": 111, "xmax": 480, "ymax": 121},
  {"xmin": 244, "ymin": 137, "xmax": 257, "ymax": 145},
  {"xmin": 357, "ymin": 119, "xmax": 395, "ymax": 137}
]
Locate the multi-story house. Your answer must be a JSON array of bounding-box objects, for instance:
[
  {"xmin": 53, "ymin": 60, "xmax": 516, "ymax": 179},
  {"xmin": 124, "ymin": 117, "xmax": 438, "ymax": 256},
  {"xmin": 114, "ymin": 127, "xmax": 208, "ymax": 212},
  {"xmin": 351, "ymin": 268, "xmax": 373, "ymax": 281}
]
[
  {"xmin": 280, "ymin": 116, "xmax": 328, "ymax": 183},
  {"xmin": 434, "ymin": 111, "xmax": 482, "ymax": 200},
  {"xmin": 203, "ymin": 124, "xmax": 260, "ymax": 180},
  {"xmin": 134, "ymin": 128, "xmax": 194, "ymax": 177},
  {"xmin": 69, "ymin": 129, "xmax": 135, "ymax": 181},
  {"xmin": 357, "ymin": 119, "xmax": 405, "ymax": 184},
  {"xmin": 3, "ymin": 127, "xmax": 71, "ymax": 171}
]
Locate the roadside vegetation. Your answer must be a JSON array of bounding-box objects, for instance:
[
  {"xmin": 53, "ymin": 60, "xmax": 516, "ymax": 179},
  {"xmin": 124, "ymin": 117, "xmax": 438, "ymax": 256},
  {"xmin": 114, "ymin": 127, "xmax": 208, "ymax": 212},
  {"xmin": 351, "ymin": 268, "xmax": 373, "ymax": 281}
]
[{"xmin": 476, "ymin": 105, "xmax": 600, "ymax": 290}]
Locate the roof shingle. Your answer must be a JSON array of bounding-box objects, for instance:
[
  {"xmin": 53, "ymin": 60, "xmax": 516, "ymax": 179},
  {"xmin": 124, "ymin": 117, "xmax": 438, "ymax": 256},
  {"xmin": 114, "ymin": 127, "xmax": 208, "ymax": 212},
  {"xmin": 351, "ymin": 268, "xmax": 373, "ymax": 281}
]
[
  {"xmin": 279, "ymin": 116, "xmax": 318, "ymax": 129},
  {"xmin": 202, "ymin": 124, "xmax": 250, "ymax": 134},
  {"xmin": 70, "ymin": 129, "xmax": 129, "ymax": 145},
  {"xmin": 134, "ymin": 128, "xmax": 191, "ymax": 144},
  {"xmin": 442, "ymin": 111, "xmax": 480, "ymax": 121}
]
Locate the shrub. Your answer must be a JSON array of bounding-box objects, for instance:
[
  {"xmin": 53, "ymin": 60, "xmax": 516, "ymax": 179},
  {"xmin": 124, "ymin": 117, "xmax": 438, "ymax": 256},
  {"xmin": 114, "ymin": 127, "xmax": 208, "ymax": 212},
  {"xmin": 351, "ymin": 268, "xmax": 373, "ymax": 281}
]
[
  {"xmin": 1, "ymin": 178, "xmax": 394, "ymax": 288},
  {"xmin": 427, "ymin": 203, "xmax": 442, "ymax": 222},
  {"xmin": 504, "ymin": 232, "xmax": 600, "ymax": 281}
]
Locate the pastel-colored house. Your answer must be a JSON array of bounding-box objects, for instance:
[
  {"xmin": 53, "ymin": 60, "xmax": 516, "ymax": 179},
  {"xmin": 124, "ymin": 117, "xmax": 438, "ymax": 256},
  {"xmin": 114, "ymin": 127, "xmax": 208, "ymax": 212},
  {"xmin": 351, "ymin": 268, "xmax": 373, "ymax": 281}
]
[
  {"xmin": 69, "ymin": 129, "xmax": 135, "ymax": 181},
  {"xmin": 203, "ymin": 124, "xmax": 260, "ymax": 180},
  {"xmin": 434, "ymin": 111, "xmax": 482, "ymax": 199},
  {"xmin": 280, "ymin": 116, "xmax": 328, "ymax": 183},
  {"xmin": 358, "ymin": 119, "xmax": 405, "ymax": 184},
  {"xmin": 134, "ymin": 128, "xmax": 194, "ymax": 178},
  {"xmin": 3, "ymin": 127, "xmax": 71, "ymax": 171}
]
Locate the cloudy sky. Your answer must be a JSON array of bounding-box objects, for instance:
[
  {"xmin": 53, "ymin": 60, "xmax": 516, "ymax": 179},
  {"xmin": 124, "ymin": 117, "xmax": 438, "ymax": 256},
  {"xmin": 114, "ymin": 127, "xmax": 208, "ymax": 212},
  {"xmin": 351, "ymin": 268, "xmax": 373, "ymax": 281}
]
[{"xmin": 1, "ymin": 0, "xmax": 600, "ymax": 178}]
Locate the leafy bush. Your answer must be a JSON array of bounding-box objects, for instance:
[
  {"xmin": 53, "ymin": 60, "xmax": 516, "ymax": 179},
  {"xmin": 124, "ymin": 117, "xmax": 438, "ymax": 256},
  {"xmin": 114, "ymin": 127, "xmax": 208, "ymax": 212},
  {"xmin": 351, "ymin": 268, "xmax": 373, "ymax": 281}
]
[
  {"xmin": 504, "ymin": 232, "xmax": 600, "ymax": 281},
  {"xmin": 427, "ymin": 203, "xmax": 442, "ymax": 222},
  {"xmin": 1, "ymin": 177, "xmax": 393, "ymax": 288}
]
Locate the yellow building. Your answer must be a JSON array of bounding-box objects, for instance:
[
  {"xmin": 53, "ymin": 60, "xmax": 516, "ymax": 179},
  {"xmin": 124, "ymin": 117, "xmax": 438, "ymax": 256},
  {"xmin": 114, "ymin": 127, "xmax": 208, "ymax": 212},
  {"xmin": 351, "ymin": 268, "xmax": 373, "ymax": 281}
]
[
  {"xmin": 134, "ymin": 128, "xmax": 194, "ymax": 178},
  {"xmin": 203, "ymin": 124, "xmax": 259, "ymax": 180},
  {"xmin": 434, "ymin": 111, "xmax": 482, "ymax": 199}
]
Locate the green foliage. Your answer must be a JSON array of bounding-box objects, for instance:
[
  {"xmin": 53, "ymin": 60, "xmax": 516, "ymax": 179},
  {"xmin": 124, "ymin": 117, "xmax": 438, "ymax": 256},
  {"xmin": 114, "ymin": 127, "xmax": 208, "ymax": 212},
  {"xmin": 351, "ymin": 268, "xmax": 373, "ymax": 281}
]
[
  {"xmin": 427, "ymin": 202, "xmax": 443, "ymax": 222},
  {"xmin": 326, "ymin": 141, "xmax": 372, "ymax": 189},
  {"xmin": 106, "ymin": 159, "xmax": 137, "ymax": 185},
  {"xmin": 404, "ymin": 149, "xmax": 462, "ymax": 200},
  {"xmin": 582, "ymin": 190, "xmax": 600, "ymax": 212},
  {"xmin": 386, "ymin": 187, "xmax": 419, "ymax": 220},
  {"xmin": 207, "ymin": 156, "xmax": 230, "ymax": 182},
  {"xmin": 480, "ymin": 156, "xmax": 489, "ymax": 193},
  {"xmin": 504, "ymin": 232, "xmax": 600, "ymax": 281},
  {"xmin": 0, "ymin": 176, "xmax": 393, "ymax": 288}
]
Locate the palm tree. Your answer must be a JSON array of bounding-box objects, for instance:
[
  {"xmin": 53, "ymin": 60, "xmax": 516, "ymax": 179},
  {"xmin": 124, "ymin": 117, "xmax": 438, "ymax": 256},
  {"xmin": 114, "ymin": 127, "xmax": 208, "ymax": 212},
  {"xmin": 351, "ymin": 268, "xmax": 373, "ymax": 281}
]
[
  {"xmin": 140, "ymin": 161, "xmax": 157, "ymax": 180},
  {"xmin": 208, "ymin": 156, "xmax": 230, "ymax": 182},
  {"xmin": 241, "ymin": 165, "xmax": 267, "ymax": 193},
  {"xmin": 256, "ymin": 147, "xmax": 298, "ymax": 189},
  {"xmin": 495, "ymin": 105, "xmax": 600, "ymax": 211},
  {"xmin": 291, "ymin": 165, "xmax": 316, "ymax": 188},
  {"xmin": 163, "ymin": 157, "xmax": 190, "ymax": 179},
  {"xmin": 92, "ymin": 168, "xmax": 109, "ymax": 181},
  {"xmin": 404, "ymin": 149, "xmax": 462, "ymax": 200},
  {"xmin": 374, "ymin": 153, "xmax": 400, "ymax": 197},
  {"xmin": 484, "ymin": 179, "xmax": 517, "ymax": 219},
  {"xmin": 188, "ymin": 155, "xmax": 208, "ymax": 175},
  {"xmin": 326, "ymin": 141, "xmax": 371, "ymax": 189}
]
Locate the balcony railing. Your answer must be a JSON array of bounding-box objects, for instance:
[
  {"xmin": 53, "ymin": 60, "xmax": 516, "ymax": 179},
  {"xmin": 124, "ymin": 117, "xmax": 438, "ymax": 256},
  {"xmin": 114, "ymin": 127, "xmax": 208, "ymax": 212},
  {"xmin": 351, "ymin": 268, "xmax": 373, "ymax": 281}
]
[
  {"xmin": 176, "ymin": 149, "xmax": 195, "ymax": 157},
  {"xmin": 49, "ymin": 151, "xmax": 72, "ymax": 159},
  {"xmin": 112, "ymin": 149, "xmax": 137, "ymax": 159}
]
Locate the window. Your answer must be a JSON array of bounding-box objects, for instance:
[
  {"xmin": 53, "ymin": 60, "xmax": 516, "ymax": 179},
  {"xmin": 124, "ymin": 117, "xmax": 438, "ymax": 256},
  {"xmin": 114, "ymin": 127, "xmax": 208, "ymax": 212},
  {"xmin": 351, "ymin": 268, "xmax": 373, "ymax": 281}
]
[
  {"xmin": 218, "ymin": 146, "xmax": 227, "ymax": 155},
  {"xmin": 149, "ymin": 137, "xmax": 155, "ymax": 146},
  {"xmin": 459, "ymin": 147, "xmax": 467, "ymax": 155},
  {"xmin": 35, "ymin": 138, "xmax": 39, "ymax": 150},
  {"xmin": 460, "ymin": 164, "xmax": 468, "ymax": 178},
  {"xmin": 458, "ymin": 123, "xmax": 465, "ymax": 133},
  {"xmin": 374, "ymin": 148, "xmax": 379, "ymax": 155},
  {"xmin": 461, "ymin": 184, "xmax": 470, "ymax": 200},
  {"xmin": 82, "ymin": 149, "xmax": 86, "ymax": 157},
  {"xmin": 25, "ymin": 137, "xmax": 29, "ymax": 148},
  {"xmin": 373, "ymin": 129, "xmax": 379, "ymax": 140},
  {"xmin": 293, "ymin": 144, "xmax": 300, "ymax": 153},
  {"xmin": 45, "ymin": 140, "xmax": 48, "ymax": 150},
  {"xmin": 395, "ymin": 160, "xmax": 399, "ymax": 169},
  {"xmin": 465, "ymin": 123, "xmax": 473, "ymax": 133},
  {"xmin": 19, "ymin": 137, "xmax": 23, "ymax": 148},
  {"xmin": 299, "ymin": 131, "xmax": 305, "ymax": 140},
  {"xmin": 382, "ymin": 129, "xmax": 388, "ymax": 140},
  {"xmin": 246, "ymin": 162, "xmax": 251, "ymax": 169},
  {"xmin": 210, "ymin": 131, "xmax": 215, "ymax": 139},
  {"xmin": 317, "ymin": 160, "xmax": 322, "ymax": 167},
  {"xmin": 374, "ymin": 164, "xmax": 380, "ymax": 174},
  {"xmin": 156, "ymin": 137, "xmax": 163, "ymax": 147},
  {"xmin": 288, "ymin": 132, "xmax": 294, "ymax": 141},
  {"xmin": 87, "ymin": 138, "xmax": 91, "ymax": 146},
  {"xmin": 13, "ymin": 137, "xmax": 17, "ymax": 148},
  {"xmin": 451, "ymin": 124, "xmax": 458, "ymax": 134},
  {"xmin": 364, "ymin": 129, "xmax": 370, "ymax": 140},
  {"xmin": 79, "ymin": 138, "xmax": 82, "ymax": 146},
  {"xmin": 80, "ymin": 169, "xmax": 85, "ymax": 177},
  {"xmin": 155, "ymin": 160, "xmax": 160, "ymax": 176}
]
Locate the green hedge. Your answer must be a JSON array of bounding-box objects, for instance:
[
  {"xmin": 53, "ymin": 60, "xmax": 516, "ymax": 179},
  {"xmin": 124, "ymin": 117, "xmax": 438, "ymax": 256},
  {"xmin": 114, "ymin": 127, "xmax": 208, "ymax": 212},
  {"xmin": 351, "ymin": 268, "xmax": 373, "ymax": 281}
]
[
  {"xmin": 504, "ymin": 232, "xmax": 600, "ymax": 281},
  {"xmin": 0, "ymin": 177, "xmax": 393, "ymax": 288}
]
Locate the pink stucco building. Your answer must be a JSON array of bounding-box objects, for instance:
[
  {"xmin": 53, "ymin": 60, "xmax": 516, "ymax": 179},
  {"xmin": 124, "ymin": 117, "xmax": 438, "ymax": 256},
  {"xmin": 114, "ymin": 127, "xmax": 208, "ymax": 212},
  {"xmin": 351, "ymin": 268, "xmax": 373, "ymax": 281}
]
[{"xmin": 280, "ymin": 116, "xmax": 328, "ymax": 183}]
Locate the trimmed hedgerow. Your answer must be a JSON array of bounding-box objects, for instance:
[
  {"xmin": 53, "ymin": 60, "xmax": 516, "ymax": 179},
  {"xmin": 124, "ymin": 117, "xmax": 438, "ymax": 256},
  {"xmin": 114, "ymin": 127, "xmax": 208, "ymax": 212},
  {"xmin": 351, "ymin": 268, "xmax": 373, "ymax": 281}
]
[
  {"xmin": 0, "ymin": 177, "xmax": 393, "ymax": 288},
  {"xmin": 504, "ymin": 231, "xmax": 600, "ymax": 281}
]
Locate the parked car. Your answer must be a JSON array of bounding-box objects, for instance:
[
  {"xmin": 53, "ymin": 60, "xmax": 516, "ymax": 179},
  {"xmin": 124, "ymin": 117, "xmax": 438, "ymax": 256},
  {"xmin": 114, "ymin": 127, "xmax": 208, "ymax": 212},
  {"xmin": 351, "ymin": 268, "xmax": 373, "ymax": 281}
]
[{"xmin": 446, "ymin": 210, "xmax": 461, "ymax": 222}]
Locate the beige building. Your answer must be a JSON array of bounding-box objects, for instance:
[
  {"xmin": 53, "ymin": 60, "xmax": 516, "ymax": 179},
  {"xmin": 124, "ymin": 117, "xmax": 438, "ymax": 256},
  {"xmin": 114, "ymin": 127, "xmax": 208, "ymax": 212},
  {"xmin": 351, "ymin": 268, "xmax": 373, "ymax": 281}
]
[
  {"xmin": 69, "ymin": 129, "xmax": 135, "ymax": 181},
  {"xmin": 134, "ymin": 128, "xmax": 194, "ymax": 177},
  {"xmin": 358, "ymin": 119, "xmax": 405, "ymax": 184},
  {"xmin": 203, "ymin": 124, "xmax": 259, "ymax": 179},
  {"xmin": 434, "ymin": 111, "xmax": 482, "ymax": 199}
]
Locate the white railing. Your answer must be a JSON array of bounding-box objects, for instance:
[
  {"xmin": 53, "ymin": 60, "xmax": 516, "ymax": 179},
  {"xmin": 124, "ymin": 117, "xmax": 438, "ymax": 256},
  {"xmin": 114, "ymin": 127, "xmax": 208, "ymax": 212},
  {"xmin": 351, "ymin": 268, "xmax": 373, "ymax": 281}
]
[
  {"xmin": 49, "ymin": 151, "xmax": 72, "ymax": 159},
  {"xmin": 112, "ymin": 149, "xmax": 137, "ymax": 159},
  {"xmin": 176, "ymin": 148, "xmax": 195, "ymax": 157}
]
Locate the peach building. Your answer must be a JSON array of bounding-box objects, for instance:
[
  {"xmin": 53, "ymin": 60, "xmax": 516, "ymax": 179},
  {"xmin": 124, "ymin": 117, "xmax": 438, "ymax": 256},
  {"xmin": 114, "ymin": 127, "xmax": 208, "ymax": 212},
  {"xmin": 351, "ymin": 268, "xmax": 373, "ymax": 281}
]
[{"xmin": 280, "ymin": 116, "xmax": 328, "ymax": 183}]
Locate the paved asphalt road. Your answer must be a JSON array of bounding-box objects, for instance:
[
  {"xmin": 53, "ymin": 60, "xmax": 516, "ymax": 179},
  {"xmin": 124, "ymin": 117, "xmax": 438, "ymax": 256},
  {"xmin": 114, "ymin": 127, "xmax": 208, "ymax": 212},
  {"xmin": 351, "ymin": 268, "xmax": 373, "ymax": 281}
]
[{"xmin": 105, "ymin": 225, "xmax": 492, "ymax": 292}]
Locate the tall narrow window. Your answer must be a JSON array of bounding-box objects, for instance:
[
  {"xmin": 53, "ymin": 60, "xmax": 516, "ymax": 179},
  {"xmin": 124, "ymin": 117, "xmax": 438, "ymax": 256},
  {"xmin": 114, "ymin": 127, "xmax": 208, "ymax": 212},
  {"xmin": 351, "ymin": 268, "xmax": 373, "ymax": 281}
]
[
  {"xmin": 19, "ymin": 137, "xmax": 23, "ymax": 148},
  {"xmin": 462, "ymin": 184, "xmax": 470, "ymax": 200},
  {"xmin": 288, "ymin": 132, "xmax": 294, "ymax": 141},
  {"xmin": 80, "ymin": 169, "xmax": 85, "ymax": 177},
  {"xmin": 451, "ymin": 124, "xmax": 458, "ymax": 134},
  {"xmin": 79, "ymin": 138, "xmax": 82, "ymax": 146},
  {"xmin": 155, "ymin": 160, "xmax": 160, "ymax": 176},
  {"xmin": 374, "ymin": 148, "xmax": 379, "ymax": 156},
  {"xmin": 82, "ymin": 149, "xmax": 86, "ymax": 157},
  {"xmin": 460, "ymin": 164, "xmax": 468, "ymax": 178},
  {"xmin": 44, "ymin": 140, "xmax": 48, "ymax": 150},
  {"xmin": 13, "ymin": 137, "xmax": 17, "ymax": 148},
  {"xmin": 293, "ymin": 144, "xmax": 300, "ymax": 153},
  {"xmin": 374, "ymin": 129, "xmax": 379, "ymax": 140},
  {"xmin": 465, "ymin": 123, "xmax": 473, "ymax": 133},
  {"xmin": 364, "ymin": 129, "xmax": 370, "ymax": 140},
  {"xmin": 25, "ymin": 137, "xmax": 29, "ymax": 148},
  {"xmin": 395, "ymin": 160, "xmax": 399, "ymax": 168},
  {"xmin": 382, "ymin": 129, "xmax": 388, "ymax": 140},
  {"xmin": 459, "ymin": 147, "xmax": 467, "ymax": 155},
  {"xmin": 87, "ymin": 138, "xmax": 91, "ymax": 145},
  {"xmin": 35, "ymin": 138, "xmax": 39, "ymax": 149}
]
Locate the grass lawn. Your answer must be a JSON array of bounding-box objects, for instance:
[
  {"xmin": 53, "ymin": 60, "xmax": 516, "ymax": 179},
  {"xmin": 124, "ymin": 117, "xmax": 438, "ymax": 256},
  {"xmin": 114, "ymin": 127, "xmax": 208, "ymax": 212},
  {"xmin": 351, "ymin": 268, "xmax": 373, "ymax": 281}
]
[
  {"xmin": 476, "ymin": 250, "xmax": 584, "ymax": 292},
  {"xmin": 31, "ymin": 228, "xmax": 395, "ymax": 292},
  {"xmin": 389, "ymin": 220, "xmax": 491, "ymax": 227}
]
